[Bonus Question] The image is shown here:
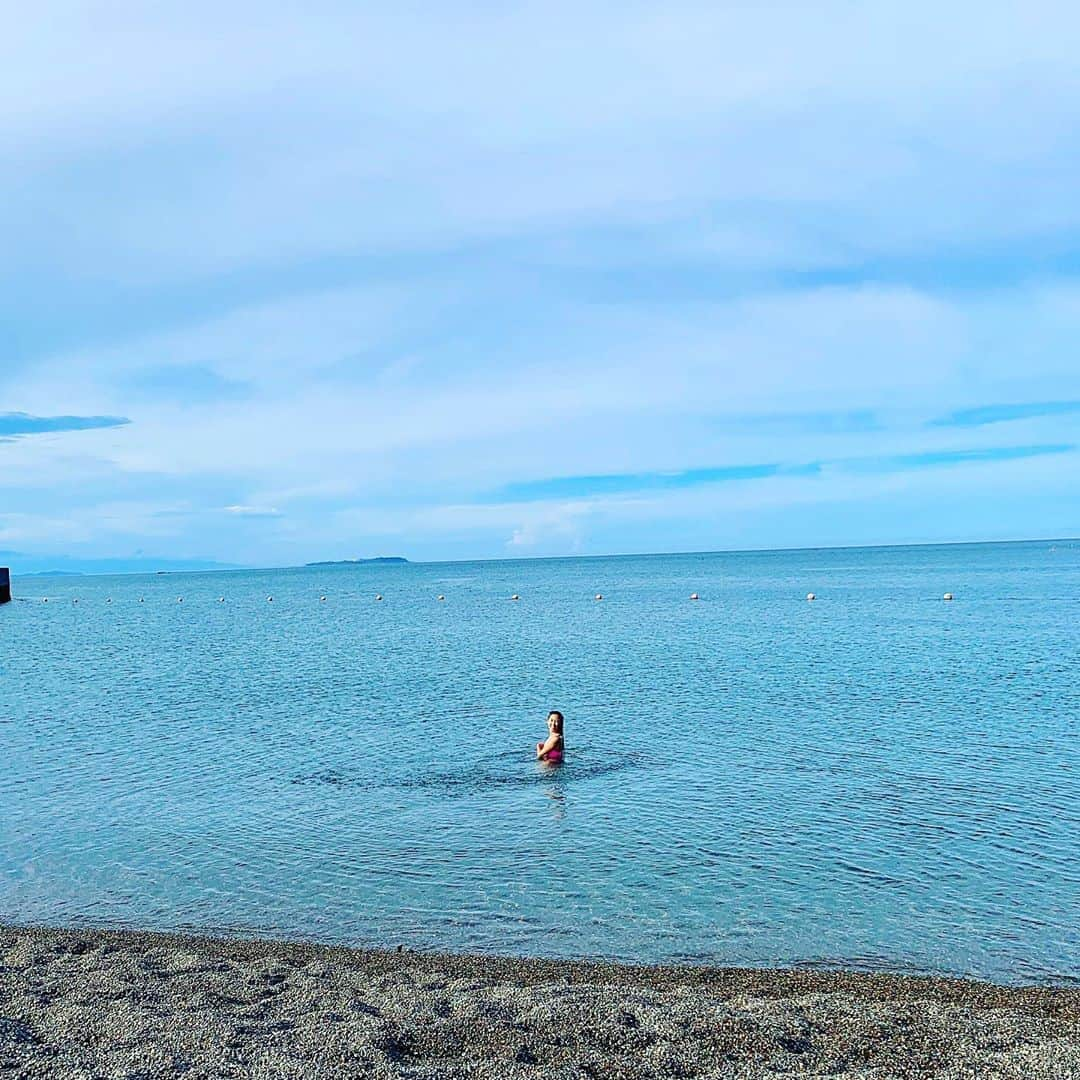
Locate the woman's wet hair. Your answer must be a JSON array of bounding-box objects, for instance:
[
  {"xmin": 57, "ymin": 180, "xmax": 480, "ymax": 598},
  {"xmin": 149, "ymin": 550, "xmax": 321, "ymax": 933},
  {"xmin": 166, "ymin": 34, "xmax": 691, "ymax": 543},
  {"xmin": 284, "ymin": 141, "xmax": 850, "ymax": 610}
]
[{"xmin": 548, "ymin": 710, "xmax": 564, "ymax": 734}]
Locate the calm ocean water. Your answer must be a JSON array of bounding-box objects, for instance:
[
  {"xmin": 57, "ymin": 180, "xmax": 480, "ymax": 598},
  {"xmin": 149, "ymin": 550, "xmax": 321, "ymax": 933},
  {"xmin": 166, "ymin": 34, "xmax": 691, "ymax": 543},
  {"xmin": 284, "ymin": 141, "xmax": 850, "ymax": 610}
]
[{"xmin": 2, "ymin": 541, "xmax": 1078, "ymax": 983}]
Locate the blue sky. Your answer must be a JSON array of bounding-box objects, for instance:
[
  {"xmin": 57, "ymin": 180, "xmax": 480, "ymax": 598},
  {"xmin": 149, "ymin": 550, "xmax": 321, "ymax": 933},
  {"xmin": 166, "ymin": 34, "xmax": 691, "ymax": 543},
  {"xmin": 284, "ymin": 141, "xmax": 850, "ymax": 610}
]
[{"xmin": 2, "ymin": 3, "xmax": 1079, "ymax": 571}]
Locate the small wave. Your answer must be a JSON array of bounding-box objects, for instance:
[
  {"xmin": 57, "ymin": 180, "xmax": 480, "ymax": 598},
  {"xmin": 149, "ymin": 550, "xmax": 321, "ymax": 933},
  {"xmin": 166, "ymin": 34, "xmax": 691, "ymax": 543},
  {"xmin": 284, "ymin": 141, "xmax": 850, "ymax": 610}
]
[{"xmin": 289, "ymin": 754, "xmax": 648, "ymax": 794}]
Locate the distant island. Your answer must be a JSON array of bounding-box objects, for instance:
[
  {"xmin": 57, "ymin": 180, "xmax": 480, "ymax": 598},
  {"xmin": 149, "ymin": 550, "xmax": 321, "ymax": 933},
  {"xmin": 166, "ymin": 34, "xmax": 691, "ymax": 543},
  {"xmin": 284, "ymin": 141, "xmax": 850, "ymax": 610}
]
[{"xmin": 305, "ymin": 557, "xmax": 409, "ymax": 566}]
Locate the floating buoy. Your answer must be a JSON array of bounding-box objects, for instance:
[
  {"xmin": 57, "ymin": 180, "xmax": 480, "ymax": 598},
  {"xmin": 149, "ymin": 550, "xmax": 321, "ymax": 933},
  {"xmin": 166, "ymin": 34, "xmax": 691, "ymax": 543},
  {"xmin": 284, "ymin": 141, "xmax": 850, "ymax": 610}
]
[
  {"xmin": 806, "ymin": 593, "xmax": 816, "ymax": 601},
  {"xmin": 943, "ymin": 592, "xmax": 954, "ymax": 601},
  {"xmin": 375, "ymin": 594, "xmax": 384, "ymax": 601},
  {"xmin": 594, "ymin": 593, "xmax": 603, "ymax": 601},
  {"xmin": 139, "ymin": 598, "xmax": 144, "ymax": 603},
  {"xmin": 42, "ymin": 597, "xmax": 48, "ymax": 603},
  {"xmin": 437, "ymin": 594, "xmax": 445, "ymax": 601},
  {"xmin": 690, "ymin": 593, "xmax": 699, "ymax": 601},
  {"xmin": 267, "ymin": 596, "xmax": 273, "ymax": 602},
  {"xmin": 218, "ymin": 597, "xmax": 225, "ymax": 602},
  {"xmin": 320, "ymin": 595, "xmax": 327, "ymax": 602},
  {"xmin": 510, "ymin": 594, "xmax": 520, "ymax": 601},
  {"xmin": 106, "ymin": 598, "xmax": 112, "ymax": 604},
  {"xmin": 177, "ymin": 597, "xmax": 183, "ymax": 603},
  {"xmin": 72, "ymin": 598, "xmax": 78, "ymax": 604}
]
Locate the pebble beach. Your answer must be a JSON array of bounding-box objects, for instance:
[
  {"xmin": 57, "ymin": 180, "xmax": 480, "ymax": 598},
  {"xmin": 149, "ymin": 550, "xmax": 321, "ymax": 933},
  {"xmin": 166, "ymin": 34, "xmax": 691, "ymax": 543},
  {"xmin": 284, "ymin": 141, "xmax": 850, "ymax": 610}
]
[{"xmin": 2, "ymin": 925, "xmax": 1078, "ymax": 1079}]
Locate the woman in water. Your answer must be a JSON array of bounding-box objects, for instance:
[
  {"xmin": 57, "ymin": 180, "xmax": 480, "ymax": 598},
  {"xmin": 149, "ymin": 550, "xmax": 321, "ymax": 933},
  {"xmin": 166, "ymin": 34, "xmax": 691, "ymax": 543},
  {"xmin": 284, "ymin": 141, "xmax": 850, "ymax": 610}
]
[{"xmin": 536, "ymin": 710, "xmax": 565, "ymax": 763}]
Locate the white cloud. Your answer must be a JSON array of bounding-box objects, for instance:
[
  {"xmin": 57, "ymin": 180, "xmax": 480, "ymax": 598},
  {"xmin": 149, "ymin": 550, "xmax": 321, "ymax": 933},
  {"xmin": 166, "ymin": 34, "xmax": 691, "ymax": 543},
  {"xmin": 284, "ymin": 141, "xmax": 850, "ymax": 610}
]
[
  {"xmin": 6, "ymin": 3, "xmax": 1080, "ymax": 282},
  {"xmin": 223, "ymin": 505, "xmax": 282, "ymax": 518}
]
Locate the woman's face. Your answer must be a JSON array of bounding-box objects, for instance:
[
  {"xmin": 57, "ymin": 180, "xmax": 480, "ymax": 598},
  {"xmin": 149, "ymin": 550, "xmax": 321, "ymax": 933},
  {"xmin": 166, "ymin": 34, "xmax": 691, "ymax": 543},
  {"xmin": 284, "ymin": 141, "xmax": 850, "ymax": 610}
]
[{"xmin": 548, "ymin": 714, "xmax": 559, "ymax": 732}]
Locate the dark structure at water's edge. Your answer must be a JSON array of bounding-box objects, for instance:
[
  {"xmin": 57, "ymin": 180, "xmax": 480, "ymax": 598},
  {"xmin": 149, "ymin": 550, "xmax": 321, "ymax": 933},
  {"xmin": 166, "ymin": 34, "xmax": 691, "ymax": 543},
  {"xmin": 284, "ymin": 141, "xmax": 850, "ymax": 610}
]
[{"xmin": 0, "ymin": 567, "xmax": 10, "ymax": 603}]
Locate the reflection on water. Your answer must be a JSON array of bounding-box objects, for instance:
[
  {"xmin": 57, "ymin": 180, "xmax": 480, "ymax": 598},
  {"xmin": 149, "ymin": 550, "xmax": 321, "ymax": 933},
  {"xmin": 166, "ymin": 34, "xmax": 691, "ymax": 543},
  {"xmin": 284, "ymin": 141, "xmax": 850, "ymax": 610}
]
[
  {"xmin": 1, "ymin": 541, "xmax": 1078, "ymax": 983},
  {"xmin": 544, "ymin": 788, "xmax": 567, "ymax": 824}
]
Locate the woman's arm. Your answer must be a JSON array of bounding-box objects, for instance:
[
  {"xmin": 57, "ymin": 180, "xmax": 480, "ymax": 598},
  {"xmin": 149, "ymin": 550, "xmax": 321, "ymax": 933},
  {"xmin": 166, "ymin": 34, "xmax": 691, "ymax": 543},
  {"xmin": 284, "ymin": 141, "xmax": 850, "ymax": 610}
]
[{"xmin": 536, "ymin": 734, "xmax": 559, "ymax": 759}]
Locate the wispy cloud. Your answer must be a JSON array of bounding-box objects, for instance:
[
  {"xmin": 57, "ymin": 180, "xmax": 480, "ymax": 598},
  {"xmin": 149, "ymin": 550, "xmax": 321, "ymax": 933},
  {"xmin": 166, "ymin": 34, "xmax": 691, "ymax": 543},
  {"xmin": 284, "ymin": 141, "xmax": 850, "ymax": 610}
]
[
  {"xmin": 223, "ymin": 505, "xmax": 282, "ymax": 518},
  {"xmin": 732, "ymin": 410, "xmax": 883, "ymax": 436},
  {"xmin": 492, "ymin": 445, "xmax": 1074, "ymax": 502},
  {"xmin": 850, "ymin": 444, "xmax": 1075, "ymax": 470},
  {"xmin": 695, "ymin": 408, "xmax": 886, "ymax": 437},
  {"xmin": 498, "ymin": 463, "xmax": 819, "ymax": 501},
  {"xmin": 0, "ymin": 412, "xmax": 130, "ymax": 437},
  {"xmin": 929, "ymin": 401, "xmax": 1080, "ymax": 428},
  {"xmin": 121, "ymin": 364, "xmax": 252, "ymax": 404}
]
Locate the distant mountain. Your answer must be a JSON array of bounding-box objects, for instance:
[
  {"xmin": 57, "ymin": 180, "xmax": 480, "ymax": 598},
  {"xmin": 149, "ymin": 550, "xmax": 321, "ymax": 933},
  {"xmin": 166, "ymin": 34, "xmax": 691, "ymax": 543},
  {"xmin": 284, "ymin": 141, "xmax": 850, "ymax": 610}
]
[
  {"xmin": 0, "ymin": 550, "xmax": 243, "ymax": 576},
  {"xmin": 305, "ymin": 556, "xmax": 409, "ymax": 566}
]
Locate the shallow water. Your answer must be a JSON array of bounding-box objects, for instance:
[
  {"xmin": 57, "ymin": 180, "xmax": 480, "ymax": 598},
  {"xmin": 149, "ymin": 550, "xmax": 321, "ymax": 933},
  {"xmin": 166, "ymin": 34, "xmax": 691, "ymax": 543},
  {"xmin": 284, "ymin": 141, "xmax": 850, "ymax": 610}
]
[{"xmin": 2, "ymin": 541, "xmax": 1078, "ymax": 983}]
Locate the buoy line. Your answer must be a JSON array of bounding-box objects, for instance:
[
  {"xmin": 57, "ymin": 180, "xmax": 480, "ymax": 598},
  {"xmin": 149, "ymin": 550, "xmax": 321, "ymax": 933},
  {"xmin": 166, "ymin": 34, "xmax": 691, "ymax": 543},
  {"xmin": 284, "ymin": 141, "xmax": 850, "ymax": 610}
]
[{"xmin": 32, "ymin": 590, "xmax": 859, "ymax": 607}]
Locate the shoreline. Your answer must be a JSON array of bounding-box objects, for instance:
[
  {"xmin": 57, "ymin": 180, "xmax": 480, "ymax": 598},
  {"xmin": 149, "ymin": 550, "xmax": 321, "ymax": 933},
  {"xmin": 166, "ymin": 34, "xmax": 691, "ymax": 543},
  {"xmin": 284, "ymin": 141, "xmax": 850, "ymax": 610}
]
[{"xmin": 3, "ymin": 925, "xmax": 1078, "ymax": 1078}]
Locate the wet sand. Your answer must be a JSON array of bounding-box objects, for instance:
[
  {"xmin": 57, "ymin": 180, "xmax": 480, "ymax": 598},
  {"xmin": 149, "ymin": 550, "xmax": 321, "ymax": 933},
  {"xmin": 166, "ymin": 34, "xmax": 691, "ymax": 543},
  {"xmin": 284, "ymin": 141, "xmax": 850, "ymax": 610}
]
[{"xmin": 2, "ymin": 924, "xmax": 1078, "ymax": 1078}]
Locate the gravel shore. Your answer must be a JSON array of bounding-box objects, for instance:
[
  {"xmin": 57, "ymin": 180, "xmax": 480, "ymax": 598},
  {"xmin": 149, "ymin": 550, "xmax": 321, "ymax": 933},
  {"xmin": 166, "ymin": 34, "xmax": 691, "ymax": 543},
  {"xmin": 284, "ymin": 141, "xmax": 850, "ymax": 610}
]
[{"xmin": 2, "ymin": 925, "xmax": 1078, "ymax": 1079}]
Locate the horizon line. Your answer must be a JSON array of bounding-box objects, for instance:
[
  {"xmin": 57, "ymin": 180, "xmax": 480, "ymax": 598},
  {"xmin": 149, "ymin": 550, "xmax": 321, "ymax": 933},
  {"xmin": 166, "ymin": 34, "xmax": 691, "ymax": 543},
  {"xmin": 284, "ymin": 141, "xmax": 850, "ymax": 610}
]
[{"xmin": 8, "ymin": 534, "xmax": 1077, "ymax": 580}]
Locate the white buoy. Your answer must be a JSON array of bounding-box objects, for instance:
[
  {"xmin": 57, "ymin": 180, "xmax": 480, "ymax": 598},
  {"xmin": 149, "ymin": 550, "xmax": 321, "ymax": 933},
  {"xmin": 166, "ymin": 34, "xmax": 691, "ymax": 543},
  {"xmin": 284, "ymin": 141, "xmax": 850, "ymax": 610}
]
[
  {"xmin": 690, "ymin": 593, "xmax": 699, "ymax": 601},
  {"xmin": 943, "ymin": 592, "xmax": 954, "ymax": 601},
  {"xmin": 267, "ymin": 596, "xmax": 273, "ymax": 602},
  {"xmin": 177, "ymin": 597, "xmax": 183, "ymax": 603},
  {"xmin": 437, "ymin": 594, "xmax": 445, "ymax": 601},
  {"xmin": 320, "ymin": 595, "xmax": 327, "ymax": 601},
  {"xmin": 106, "ymin": 598, "xmax": 112, "ymax": 603},
  {"xmin": 375, "ymin": 594, "xmax": 384, "ymax": 601},
  {"xmin": 806, "ymin": 592, "xmax": 816, "ymax": 601},
  {"xmin": 42, "ymin": 597, "xmax": 48, "ymax": 603},
  {"xmin": 139, "ymin": 598, "xmax": 144, "ymax": 603},
  {"xmin": 594, "ymin": 593, "xmax": 603, "ymax": 601},
  {"xmin": 72, "ymin": 598, "xmax": 78, "ymax": 604},
  {"xmin": 510, "ymin": 594, "xmax": 520, "ymax": 601},
  {"xmin": 219, "ymin": 597, "xmax": 225, "ymax": 602}
]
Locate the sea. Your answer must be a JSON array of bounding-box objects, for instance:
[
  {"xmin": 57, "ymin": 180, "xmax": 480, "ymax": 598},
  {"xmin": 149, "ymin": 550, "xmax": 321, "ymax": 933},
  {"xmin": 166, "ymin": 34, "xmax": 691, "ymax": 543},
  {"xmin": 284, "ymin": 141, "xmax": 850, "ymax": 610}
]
[{"xmin": 2, "ymin": 540, "xmax": 1078, "ymax": 984}]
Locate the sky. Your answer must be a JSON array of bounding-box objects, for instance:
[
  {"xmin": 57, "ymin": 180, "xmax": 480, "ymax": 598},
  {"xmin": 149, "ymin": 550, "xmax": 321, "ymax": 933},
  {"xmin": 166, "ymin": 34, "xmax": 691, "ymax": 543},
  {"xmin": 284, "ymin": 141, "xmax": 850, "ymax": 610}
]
[{"xmin": 2, "ymin": 2, "xmax": 1079, "ymax": 572}]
